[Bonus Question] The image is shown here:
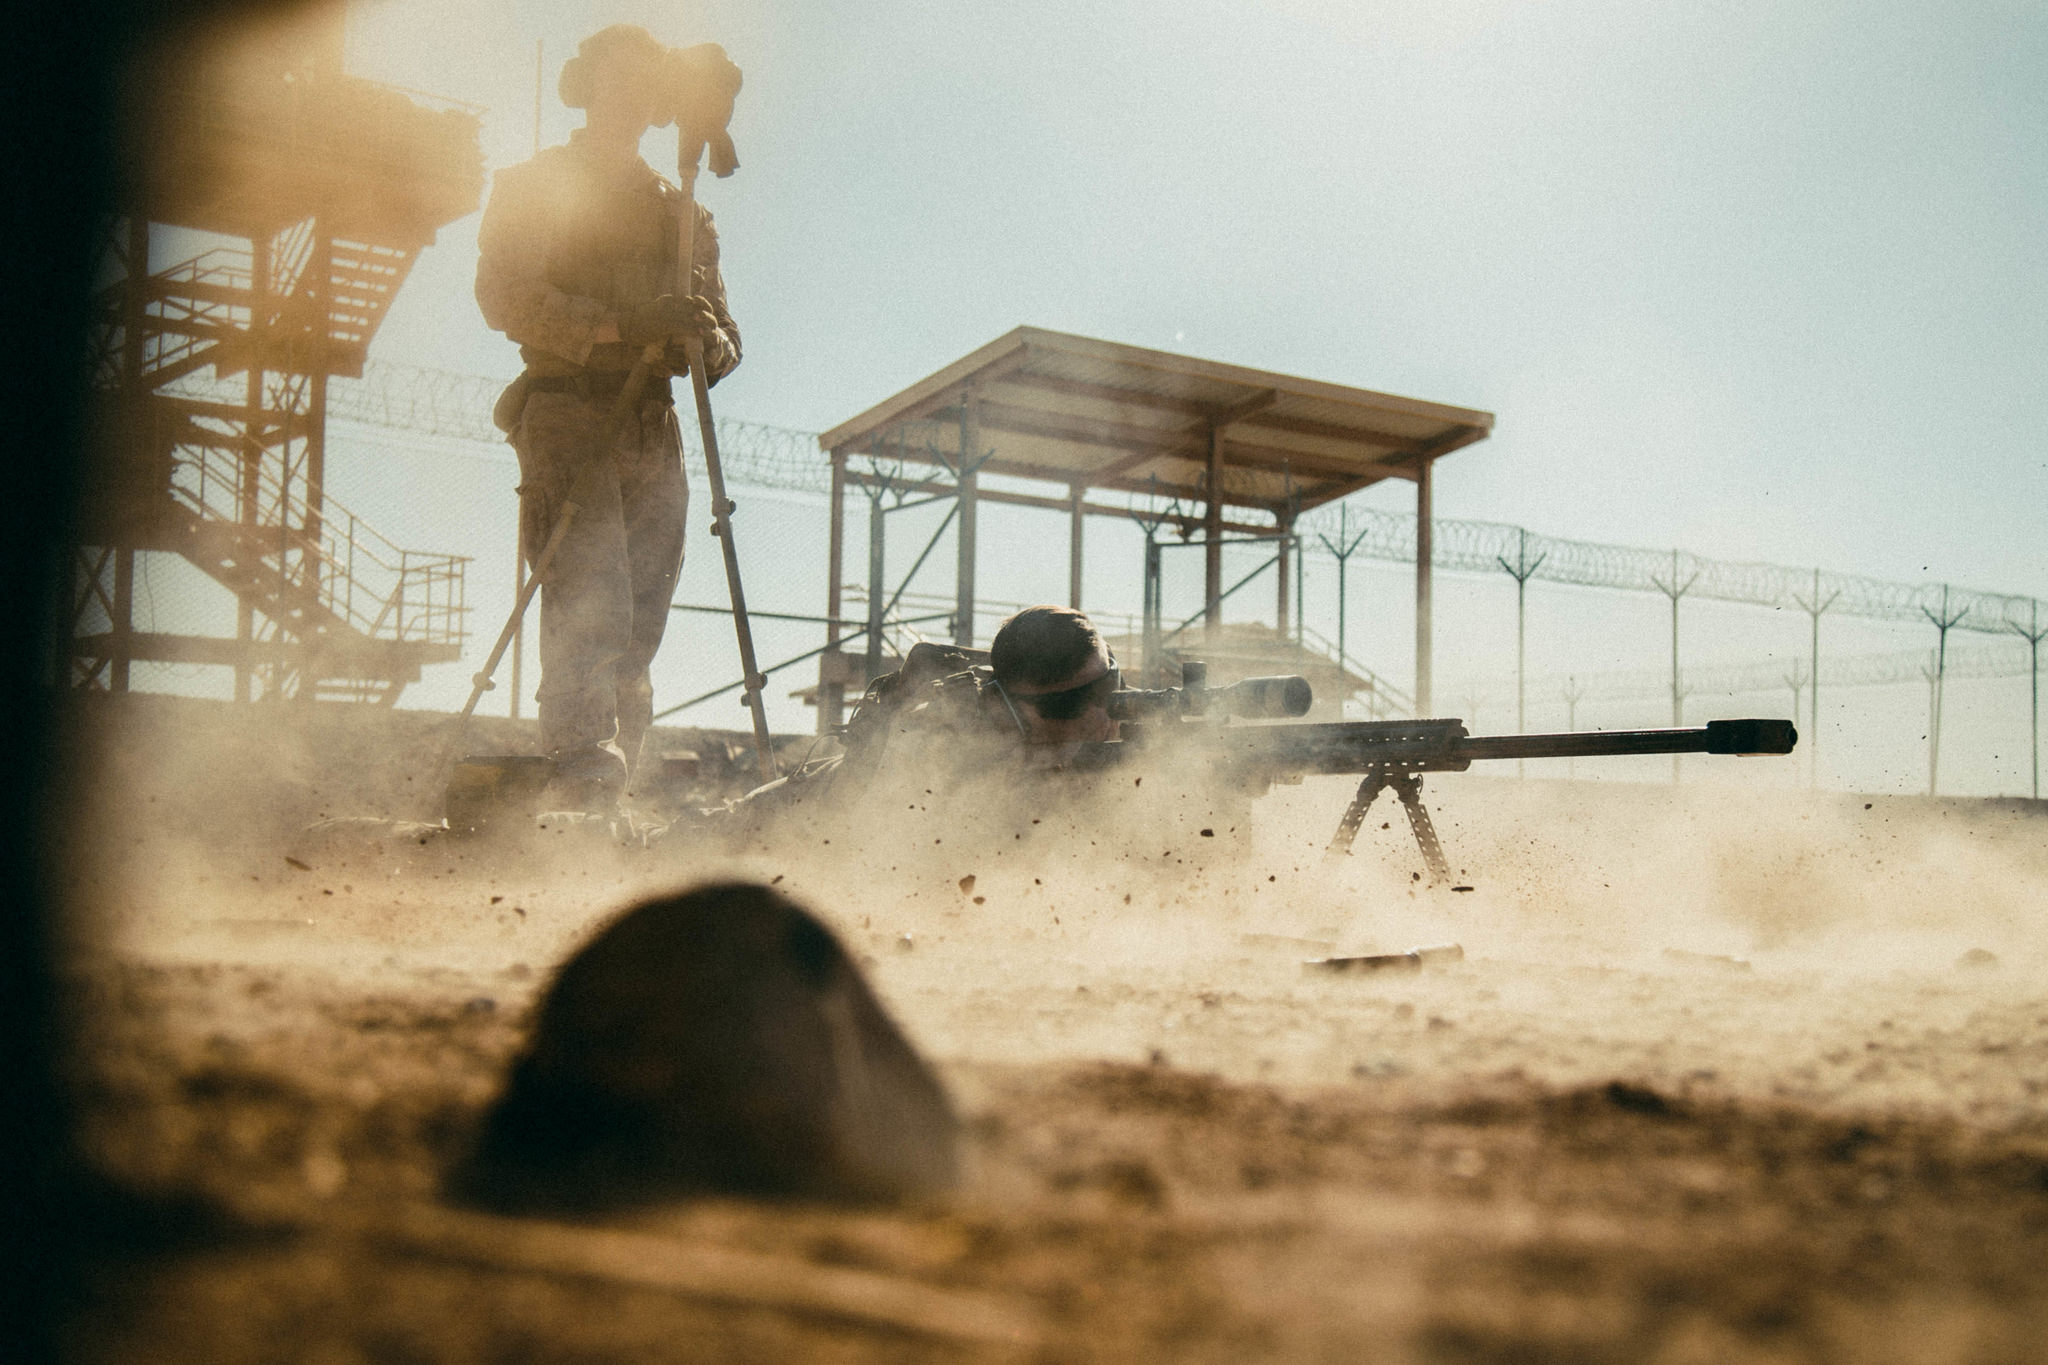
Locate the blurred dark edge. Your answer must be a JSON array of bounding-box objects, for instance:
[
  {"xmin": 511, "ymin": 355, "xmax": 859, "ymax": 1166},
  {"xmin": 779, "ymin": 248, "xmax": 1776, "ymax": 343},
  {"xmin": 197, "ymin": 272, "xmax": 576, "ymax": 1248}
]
[{"xmin": 0, "ymin": 3, "xmax": 308, "ymax": 1358}]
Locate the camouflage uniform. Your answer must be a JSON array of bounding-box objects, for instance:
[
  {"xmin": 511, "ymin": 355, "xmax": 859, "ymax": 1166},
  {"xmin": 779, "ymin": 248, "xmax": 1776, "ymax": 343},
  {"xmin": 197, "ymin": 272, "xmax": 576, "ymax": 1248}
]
[
  {"xmin": 713, "ymin": 645, "xmax": 1025, "ymax": 833},
  {"xmin": 476, "ymin": 127, "xmax": 740, "ymax": 797}
]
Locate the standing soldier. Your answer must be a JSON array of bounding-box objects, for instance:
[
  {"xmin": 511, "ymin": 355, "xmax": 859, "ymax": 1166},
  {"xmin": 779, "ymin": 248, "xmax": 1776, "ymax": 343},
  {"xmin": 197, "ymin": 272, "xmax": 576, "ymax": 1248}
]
[{"xmin": 476, "ymin": 23, "xmax": 741, "ymax": 812}]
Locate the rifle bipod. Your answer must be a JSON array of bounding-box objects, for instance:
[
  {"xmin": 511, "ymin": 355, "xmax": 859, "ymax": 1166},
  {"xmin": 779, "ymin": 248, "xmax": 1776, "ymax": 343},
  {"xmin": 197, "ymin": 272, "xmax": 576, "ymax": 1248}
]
[{"xmin": 1324, "ymin": 764, "xmax": 1452, "ymax": 883}]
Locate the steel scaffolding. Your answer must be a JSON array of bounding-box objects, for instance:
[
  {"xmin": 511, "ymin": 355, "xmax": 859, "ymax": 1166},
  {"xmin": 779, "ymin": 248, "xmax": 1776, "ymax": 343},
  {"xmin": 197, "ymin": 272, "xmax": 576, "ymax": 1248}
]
[{"xmin": 77, "ymin": 21, "xmax": 482, "ymax": 703}]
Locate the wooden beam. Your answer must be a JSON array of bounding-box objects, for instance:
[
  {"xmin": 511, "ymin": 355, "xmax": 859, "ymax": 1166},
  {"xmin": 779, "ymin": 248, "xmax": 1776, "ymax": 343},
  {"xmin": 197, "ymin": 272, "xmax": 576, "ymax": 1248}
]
[
  {"xmin": 880, "ymin": 345, "xmax": 1037, "ymax": 439},
  {"xmin": 965, "ymin": 368, "xmax": 1463, "ymax": 459},
  {"xmin": 994, "ymin": 369, "xmax": 1218, "ymax": 419},
  {"xmin": 1001, "ymin": 326, "xmax": 1497, "ymax": 431},
  {"xmin": 841, "ymin": 472, "xmax": 1274, "ymax": 534},
  {"xmin": 1199, "ymin": 387, "xmax": 1278, "ymax": 431},
  {"xmin": 1235, "ymin": 408, "xmax": 1433, "ymax": 454},
  {"xmin": 851, "ymin": 411, "xmax": 1413, "ymax": 490},
  {"xmin": 1217, "ymin": 437, "xmax": 1414, "ymax": 484},
  {"xmin": 817, "ymin": 331, "xmax": 1035, "ymax": 451},
  {"xmin": 975, "ymin": 400, "xmax": 1204, "ymax": 461}
]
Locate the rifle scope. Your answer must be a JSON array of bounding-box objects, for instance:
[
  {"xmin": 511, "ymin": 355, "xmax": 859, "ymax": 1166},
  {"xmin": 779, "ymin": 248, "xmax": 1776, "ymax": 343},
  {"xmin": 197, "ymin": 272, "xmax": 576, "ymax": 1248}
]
[{"xmin": 1108, "ymin": 674, "xmax": 1313, "ymax": 723}]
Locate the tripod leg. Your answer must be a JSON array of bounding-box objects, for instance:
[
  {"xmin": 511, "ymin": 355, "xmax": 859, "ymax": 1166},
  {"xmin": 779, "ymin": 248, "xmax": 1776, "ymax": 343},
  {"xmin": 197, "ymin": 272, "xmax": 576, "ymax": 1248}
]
[
  {"xmin": 1391, "ymin": 771, "xmax": 1452, "ymax": 883},
  {"xmin": 683, "ymin": 337, "xmax": 775, "ymax": 782},
  {"xmin": 674, "ymin": 147, "xmax": 775, "ymax": 784},
  {"xmin": 1326, "ymin": 765, "xmax": 1390, "ymax": 860}
]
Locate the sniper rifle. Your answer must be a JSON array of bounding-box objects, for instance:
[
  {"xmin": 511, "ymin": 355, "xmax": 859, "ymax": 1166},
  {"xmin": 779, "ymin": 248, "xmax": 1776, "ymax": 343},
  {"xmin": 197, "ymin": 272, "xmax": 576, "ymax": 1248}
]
[{"xmin": 1074, "ymin": 668, "xmax": 1798, "ymax": 882}]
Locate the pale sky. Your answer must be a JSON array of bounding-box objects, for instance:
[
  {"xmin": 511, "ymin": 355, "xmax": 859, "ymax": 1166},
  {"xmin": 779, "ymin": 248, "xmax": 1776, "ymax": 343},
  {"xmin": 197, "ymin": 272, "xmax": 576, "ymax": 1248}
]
[
  {"xmin": 346, "ymin": 0, "xmax": 2048, "ymax": 593},
  {"xmin": 143, "ymin": 0, "xmax": 2041, "ymax": 793}
]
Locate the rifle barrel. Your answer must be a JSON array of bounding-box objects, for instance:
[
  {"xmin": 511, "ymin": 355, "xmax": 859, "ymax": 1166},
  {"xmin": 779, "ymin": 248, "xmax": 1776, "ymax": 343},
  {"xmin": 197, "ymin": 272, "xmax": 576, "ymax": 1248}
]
[
  {"xmin": 1079, "ymin": 716, "xmax": 1796, "ymax": 776},
  {"xmin": 1453, "ymin": 718, "xmax": 1797, "ymax": 764}
]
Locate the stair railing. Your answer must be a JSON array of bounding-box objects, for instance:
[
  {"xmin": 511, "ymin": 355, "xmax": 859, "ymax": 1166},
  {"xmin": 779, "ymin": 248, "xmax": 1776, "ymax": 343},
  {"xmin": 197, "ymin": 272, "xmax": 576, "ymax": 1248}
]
[{"xmin": 165, "ymin": 434, "xmax": 467, "ymax": 650}]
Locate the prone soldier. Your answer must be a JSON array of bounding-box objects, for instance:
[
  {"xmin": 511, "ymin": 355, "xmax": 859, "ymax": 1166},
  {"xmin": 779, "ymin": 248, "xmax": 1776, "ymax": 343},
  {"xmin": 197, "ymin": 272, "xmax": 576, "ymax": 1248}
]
[
  {"xmin": 476, "ymin": 23, "xmax": 742, "ymax": 813},
  {"xmin": 718, "ymin": 605, "xmax": 1124, "ymax": 828}
]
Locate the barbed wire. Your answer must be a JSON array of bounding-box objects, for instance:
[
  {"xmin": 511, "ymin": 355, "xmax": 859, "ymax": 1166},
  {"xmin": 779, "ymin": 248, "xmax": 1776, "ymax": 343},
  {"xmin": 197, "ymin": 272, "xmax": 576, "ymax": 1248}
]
[
  {"xmin": 1291, "ymin": 503, "xmax": 2041, "ymax": 638},
  {"xmin": 1454, "ymin": 639, "xmax": 2035, "ymax": 709},
  {"xmin": 323, "ymin": 360, "xmax": 2043, "ymax": 639},
  {"xmin": 324, "ymin": 362, "xmax": 835, "ymax": 495}
]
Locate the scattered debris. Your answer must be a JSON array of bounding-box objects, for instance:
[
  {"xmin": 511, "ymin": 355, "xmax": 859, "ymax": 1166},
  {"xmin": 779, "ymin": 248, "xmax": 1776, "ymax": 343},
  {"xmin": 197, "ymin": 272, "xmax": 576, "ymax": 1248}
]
[
  {"xmin": 957, "ymin": 874, "xmax": 976, "ymax": 895},
  {"xmin": 1304, "ymin": 943, "xmax": 1464, "ymax": 975},
  {"xmin": 1662, "ymin": 949, "xmax": 1753, "ymax": 973},
  {"xmin": 283, "ymin": 856, "xmax": 312, "ymax": 872}
]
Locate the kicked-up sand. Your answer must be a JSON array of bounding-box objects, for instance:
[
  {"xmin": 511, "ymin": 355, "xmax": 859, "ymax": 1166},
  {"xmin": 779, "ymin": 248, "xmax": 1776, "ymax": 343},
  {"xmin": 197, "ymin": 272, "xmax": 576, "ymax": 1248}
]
[{"xmin": 55, "ymin": 694, "xmax": 2048, "ymax": 1362}]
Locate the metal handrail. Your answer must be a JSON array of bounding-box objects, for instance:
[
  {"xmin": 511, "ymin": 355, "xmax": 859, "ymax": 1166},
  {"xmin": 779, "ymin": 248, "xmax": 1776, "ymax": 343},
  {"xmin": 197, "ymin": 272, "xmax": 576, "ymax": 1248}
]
[{"xmin": 167, "ymin": 436, "xmax": 467, "ymax": 646}]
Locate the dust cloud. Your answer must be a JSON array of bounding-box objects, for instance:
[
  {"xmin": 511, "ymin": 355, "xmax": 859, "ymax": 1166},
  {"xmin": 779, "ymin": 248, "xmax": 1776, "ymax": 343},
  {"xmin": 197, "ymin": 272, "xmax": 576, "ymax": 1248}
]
[{"xmin": 58, "ymin": 693, "xmax": 2048, "ymax": 1361}]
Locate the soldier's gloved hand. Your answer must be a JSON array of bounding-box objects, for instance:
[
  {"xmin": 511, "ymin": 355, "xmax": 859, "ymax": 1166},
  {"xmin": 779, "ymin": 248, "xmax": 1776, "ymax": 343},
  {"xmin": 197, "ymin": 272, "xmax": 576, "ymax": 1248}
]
[
  {"xmin": 698, "ymin": 325, "xmax": 739, "ymax": 381},
  {"xmin": 620, "ymin": 294, "xmax": 719, "ymax": 348},
  {"xmin": 675, "ymin": 294, "xmax": 721, "ymax": 340}
]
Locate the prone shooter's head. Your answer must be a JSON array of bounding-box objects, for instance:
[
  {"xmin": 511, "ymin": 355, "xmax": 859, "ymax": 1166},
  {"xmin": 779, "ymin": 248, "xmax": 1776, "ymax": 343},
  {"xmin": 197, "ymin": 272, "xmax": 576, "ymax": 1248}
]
[{"xmin": 989, "ymin": 606, "xmax": 1120, "ymax": 747}]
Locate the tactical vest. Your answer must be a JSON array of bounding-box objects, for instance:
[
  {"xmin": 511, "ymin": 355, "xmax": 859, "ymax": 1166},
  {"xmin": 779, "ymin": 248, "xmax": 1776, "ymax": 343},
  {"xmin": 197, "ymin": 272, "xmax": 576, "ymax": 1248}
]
[{"xmin": 540, "ymin": 145, "xmax": 680, "ymax": 318}]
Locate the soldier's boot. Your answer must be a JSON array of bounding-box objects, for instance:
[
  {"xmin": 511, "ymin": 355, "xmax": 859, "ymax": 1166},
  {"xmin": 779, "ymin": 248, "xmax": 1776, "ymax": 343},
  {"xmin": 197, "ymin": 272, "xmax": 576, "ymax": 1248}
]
[{"xmin": 540, "ymin": 740, "xmax": 629, "ymax": 815}]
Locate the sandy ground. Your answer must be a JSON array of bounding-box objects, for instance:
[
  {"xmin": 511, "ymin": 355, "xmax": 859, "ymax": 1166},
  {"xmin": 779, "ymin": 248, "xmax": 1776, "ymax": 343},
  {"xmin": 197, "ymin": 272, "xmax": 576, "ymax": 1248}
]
[{"xmin": 54, "ymin": 695, "xmax": 2048, "ymax": 1362}]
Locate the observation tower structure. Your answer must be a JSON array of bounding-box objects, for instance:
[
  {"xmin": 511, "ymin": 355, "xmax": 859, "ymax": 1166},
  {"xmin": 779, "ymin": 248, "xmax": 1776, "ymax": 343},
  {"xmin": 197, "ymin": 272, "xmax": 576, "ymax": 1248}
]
[{"xmin": 76, "ymin": 15, "xmax": 484, "ymax": 703}]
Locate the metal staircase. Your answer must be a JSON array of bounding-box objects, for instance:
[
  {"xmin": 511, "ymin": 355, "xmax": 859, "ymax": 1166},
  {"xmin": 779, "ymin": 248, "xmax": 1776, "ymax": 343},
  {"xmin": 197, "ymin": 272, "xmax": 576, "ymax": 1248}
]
[{"xmin": 74, "ymin": 34, "xmax": 483, "ymax": 704}]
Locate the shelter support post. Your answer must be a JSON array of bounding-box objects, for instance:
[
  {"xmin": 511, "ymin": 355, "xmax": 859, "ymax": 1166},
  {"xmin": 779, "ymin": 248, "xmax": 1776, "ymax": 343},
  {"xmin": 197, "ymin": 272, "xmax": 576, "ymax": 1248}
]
[
  {"xmin": 955, "ymin": 400, "xmax": 979, "ymax": 646},
  {"xmin": 864, "ymin": 480, "xmax": 886, "ymax": 690},
  {"xmin": 1068, "ymin": 483, "xmax": 1083, "ymax": 609},
  {"xmin": 823, "ymin": 449, "xmax": 847, "ymax": 732},
  {"xmin": 1295, "ymin": 530, "xmax": 1305, "ymax": 649},
  {"xmin": 1276, "ymin": 514, "xmax": 1292, "ymax": 639},
  {"xmin": 1142, "ymin": 537, "xmax": 1163, "ymax": 684},
  {"xmin": 1204, "ymin": 423, "xmax": 1223, "ymax": 648},
  {"xmin": 1414, "ymin": 454, "xmax": 1433, "ymax": 715}
]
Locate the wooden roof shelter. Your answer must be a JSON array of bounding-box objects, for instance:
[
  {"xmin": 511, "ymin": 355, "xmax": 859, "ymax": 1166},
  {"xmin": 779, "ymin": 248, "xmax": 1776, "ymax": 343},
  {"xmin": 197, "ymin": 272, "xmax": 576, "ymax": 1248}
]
[
  {"xmin": 812, "ymin": 328, "xmax": 1494, "ymax": 726},
  {"xmin": 819, "ymin": 326, "xmax": 1493, "ymax": 515}
]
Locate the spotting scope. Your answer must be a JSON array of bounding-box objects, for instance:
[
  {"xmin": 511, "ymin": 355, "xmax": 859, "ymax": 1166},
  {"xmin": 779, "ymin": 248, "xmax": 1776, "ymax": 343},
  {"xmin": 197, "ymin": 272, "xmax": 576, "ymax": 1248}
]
[{"xmin": 1107, "ymin": 661, "xmax": 1314, "ymax": 723}]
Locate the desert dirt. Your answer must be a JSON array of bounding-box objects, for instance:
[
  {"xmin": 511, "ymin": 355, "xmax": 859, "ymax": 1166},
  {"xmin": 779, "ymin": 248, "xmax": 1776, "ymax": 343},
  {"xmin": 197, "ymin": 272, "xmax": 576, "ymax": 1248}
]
[{"xmin": 56, "ymin": 694, "xmax": 2048, "ymax": 1362}]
